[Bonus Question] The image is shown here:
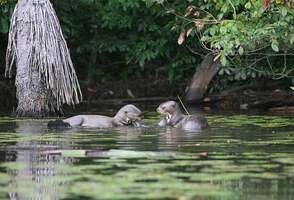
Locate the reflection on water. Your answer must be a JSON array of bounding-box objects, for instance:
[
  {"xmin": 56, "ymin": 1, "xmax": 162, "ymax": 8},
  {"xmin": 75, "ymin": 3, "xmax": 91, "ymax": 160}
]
[
  {"xmin": 3, "ymin": 120, "xmax": 77, "ymax": 200},
  {"xmin": 0, "ymin": 114, "xmax": 293, "ymax": 199}
]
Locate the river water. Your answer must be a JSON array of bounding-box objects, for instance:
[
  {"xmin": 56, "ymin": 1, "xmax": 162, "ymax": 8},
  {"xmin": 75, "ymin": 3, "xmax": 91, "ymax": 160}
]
[{"xmin": 0, "ymin": 108, "xmax": 293, "ymax": 199}]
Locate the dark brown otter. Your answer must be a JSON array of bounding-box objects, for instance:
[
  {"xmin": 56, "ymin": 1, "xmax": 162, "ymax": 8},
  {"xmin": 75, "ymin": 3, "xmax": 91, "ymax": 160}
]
[
  {"xmin": 156, "ymin": 101, "xmax": 208, "ymax": 130},
  {"xmin": 48, "ymin": 104, "xmax": 143, "ymax": 129}
]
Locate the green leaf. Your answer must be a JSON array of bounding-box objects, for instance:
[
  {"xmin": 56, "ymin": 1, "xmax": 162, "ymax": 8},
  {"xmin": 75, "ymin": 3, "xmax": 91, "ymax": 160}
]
[
  {"xmin": 209, "ymin": 27, "xmax": 216, "ymax": 36},
  {"xmin": 245, "ymin": 2, "xmax": 251, "ymax": 9},
  {"xmin": 238, "ymin": 46, "xmax": 244, "ymax": 55},
  {"xmin": 220, "ymin": 55, "xmax": 227, "ymax": 66},
  {"xmin": 218, "ymin": 68, "xmax": 224, "ymax": 75},
  {"xmin": 290, "ymin": 34, "xmax": 294, "ymax": 44},
  {"xmin": 241, "ymin": 71, "xmax": 247, "ymax": 80},
  {"xmin": 281, "ymin": 7, "xmax": 287, "ymax": 17},
  {"xmin": 225, "ymin": 68, "xmax": 231, "ymax": 75},
  {"xmin": 271, "ymin": 40, "xmax": 279, "ymax": 52}
]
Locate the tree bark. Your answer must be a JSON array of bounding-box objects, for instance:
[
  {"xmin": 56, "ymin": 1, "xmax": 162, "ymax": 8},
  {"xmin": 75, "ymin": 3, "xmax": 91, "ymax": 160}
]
[
  {"xmin": 6, "ymin": 0, "xmax": 82, "ymax": 117},
  {"xmin": 185, "ymin": 54, "xmax": 221, "ymax": 103},
  {"xmin": 14, "ymin": 4, "xmax": 49, "ymax": 117}
]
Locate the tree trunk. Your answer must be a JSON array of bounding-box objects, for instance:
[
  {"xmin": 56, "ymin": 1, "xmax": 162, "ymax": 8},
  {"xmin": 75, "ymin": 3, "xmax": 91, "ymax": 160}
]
[
  {"xmin": 6, "ymin": 0, "xmax": 82, "ymax": 117},
  {"xmin": 185, "ymin": 54, "xmax": 221, "ymax": 103},
  {"xmin": 14, "ymin": 3, "xmax": 49, "ymax": 117}
]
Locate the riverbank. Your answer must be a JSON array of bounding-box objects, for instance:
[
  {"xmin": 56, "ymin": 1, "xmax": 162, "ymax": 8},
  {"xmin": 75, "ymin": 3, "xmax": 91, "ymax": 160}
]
[{"xmin": 0, "ymin": 79, "xmax": 293, "ymax": 115}]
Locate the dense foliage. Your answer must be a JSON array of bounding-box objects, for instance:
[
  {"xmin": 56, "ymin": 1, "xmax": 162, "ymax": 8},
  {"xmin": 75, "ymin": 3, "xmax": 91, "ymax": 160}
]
[
  {"xmin": 155, "ymin": 0, "xmax": 294, "ymax": 82},
  {"xmin": 1, "ymin": 0, "xmax": 293, "ymax": 96},
  {"xmin": 51, "ymin": 0, "xmax": 200, "ymax": 86},
  {"xmin": 0, "ymin": 0, "xmax": 198, "ymax": 88}
]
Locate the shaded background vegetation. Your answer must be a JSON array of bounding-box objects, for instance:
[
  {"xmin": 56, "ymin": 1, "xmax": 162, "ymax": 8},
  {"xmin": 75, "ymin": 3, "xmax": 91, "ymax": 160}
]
[{"xmin": 0, "ymin": 0, "xmax": 293, "ymax": 110}]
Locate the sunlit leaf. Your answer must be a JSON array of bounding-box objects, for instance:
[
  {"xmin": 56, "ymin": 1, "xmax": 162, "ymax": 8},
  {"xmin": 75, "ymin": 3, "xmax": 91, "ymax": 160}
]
[{"xmin": 177, "ymin": 31, "xmax": 186, "ymax": 45}]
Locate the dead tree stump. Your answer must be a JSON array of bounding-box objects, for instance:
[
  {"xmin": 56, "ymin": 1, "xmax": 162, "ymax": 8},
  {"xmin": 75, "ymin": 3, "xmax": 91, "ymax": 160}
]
[{"xmin": 185, "ymin": 54, "xmax": 221, "ymax": 103}]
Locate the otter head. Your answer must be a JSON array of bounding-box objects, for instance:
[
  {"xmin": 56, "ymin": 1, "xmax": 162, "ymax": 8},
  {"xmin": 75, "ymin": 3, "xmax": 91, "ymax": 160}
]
[
  {"xmin": 114, "ymin": 104, "xmax": 143, "ymax": 125},
  {"xmin": 156, "ymin": 101, "xmax": 181, "ymax": 120}
]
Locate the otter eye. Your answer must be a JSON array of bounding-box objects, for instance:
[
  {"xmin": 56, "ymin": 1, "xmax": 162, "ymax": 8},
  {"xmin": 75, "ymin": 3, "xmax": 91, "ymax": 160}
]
[
  {"xmin": 172, "ymin": 104, "xmax": 175, "ymax": 108},
  {"xmin": 125, "ymin": 111, "xmax": 128, "ymax": 114},
  {"xmin": 162, "ymin": 106, "xmax": 166, "ymax": 109}
]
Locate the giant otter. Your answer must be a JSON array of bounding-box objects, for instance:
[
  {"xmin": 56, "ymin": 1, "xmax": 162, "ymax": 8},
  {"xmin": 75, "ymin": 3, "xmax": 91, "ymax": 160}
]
[
  {"xmin": 156, "ymin": 101, "xmax": 208, "ymax": 130},
  {"xmin": 48, "ymin": 104, "xmax": 143, "ymax": 129}
]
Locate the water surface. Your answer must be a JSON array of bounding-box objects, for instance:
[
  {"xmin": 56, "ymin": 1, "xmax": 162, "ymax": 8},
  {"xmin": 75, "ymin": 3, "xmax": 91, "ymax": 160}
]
[{"xmin": 0, "ymin": 113, "xmax": 293, "ymax": 200}]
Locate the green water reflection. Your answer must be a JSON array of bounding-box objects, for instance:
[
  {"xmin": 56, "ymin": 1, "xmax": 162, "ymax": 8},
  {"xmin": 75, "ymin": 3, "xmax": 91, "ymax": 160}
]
[{"xmin": 0, "ymin": 114, "xmax": 293, "ymax": 199}]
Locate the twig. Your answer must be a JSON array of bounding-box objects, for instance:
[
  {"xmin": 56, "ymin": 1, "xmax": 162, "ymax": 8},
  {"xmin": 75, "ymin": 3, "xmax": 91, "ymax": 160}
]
[
  {"xmin": 177, "ymin": 95, "xmax": 190, "ymax": 116},
  {"xmin": 185, "ymin": 45, "xmax": 205, "ymax": 57},
  {"xmin": 228, "ymin": 0, "xmax": 236, "ymax": 19}
]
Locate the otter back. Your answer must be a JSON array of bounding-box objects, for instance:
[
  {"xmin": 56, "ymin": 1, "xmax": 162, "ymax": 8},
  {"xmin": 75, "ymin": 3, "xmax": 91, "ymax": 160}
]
[{"xmin": 180, "ymin": 115, "xmax": 208, "ymax": 130}]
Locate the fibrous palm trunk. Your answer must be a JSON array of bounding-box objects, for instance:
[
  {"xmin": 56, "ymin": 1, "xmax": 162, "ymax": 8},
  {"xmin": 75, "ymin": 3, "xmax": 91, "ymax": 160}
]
[
  {"xmin": 6, "ymin": 0, "xmax": 82, "ymax": 117},
  {"xmin": 14, "ymin": 20, "xmax": 50, "ymax": 117}
]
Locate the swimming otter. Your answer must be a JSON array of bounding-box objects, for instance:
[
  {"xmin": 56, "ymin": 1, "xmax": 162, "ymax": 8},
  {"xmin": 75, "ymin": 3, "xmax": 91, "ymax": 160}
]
[
  {"xmin": 48, "ymin": 104, "xmax": 143, "ymax": 129},
  {"xmin": 156, "ymin": 101, "xmax": 208, "ymax": 130}
]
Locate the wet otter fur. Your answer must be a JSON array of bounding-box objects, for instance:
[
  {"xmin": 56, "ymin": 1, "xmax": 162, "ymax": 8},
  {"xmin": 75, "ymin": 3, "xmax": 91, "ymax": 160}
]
[
  {"xmin": 157, "ymin": 101, "xmax": 208, "ymax": 130},
  {"xmin": 48, "ymin": 104, "xmax": 143, "ymax": 129},
  {"xmin": 47, "ymin": 119, "xmax": 71, "ymax": 130}
]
